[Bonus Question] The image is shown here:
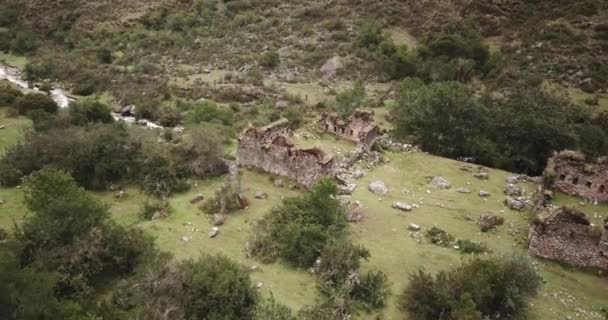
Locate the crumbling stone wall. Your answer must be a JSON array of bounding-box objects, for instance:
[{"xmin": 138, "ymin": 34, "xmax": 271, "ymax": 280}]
[
  {"xmin": 236, "ymin": 118, "xmax": 336, "ymax": 188},
  {"xmin": 546, "ymin": 150, "xmax": 608, "ymax": 202},
  {"xmin": 319, "ymin": 110, "xmax": 380, "ymax": 151},
  {"xmin": 528, "ymin": 207, "xmax": 608, "ymax": 271}
]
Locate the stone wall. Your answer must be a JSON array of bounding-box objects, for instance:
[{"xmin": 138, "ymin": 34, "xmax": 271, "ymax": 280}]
[
  {"xmin": 546, "ymin": 150, "xmax": 608, "ymax": 202},
  {"xmin": 528, "ymin": 207, "xmax": 608, "ymax": 271},
  {"xmin": 236, "ymin": 118, "xmax": 336, "ymax": 188},
  {"xmin": 319, "ymin": 110, "xmax": 380, "ymax": 151}
]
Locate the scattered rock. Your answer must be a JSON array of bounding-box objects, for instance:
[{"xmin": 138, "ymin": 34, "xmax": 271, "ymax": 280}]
[
  {"xmin": 431, "ymin": 176, "xmax": 451, "ymax": 189},
  {"xmin": 408, "ymin": 223, "xmax": 421, "ymax": 231},
  {"xmin": 273, "ymin": 179, "xmax": 283, "ymax": 188},
  {"xmin": 392, "ymin": 202, "xmax": 413, "ymax": 212},
  {"xmin": 190, "ymin": 194, "xmax": 205, "ymax": 204},
  {"xmin": 212, "ymin": 214, "xmax": 226, "ymax": 226},
  {"xmin": 505, "ymin": 197, "xmax": 527, "ymax": 211},
  {"xmin": 473, "ymin": 172, "xmax": 489, "ymax": 180},
  {"xmin": 339, "ymin": 183, "xmax": 357, "ymax": 195},
  {"xmin": 250, "ymin": 265, "xmax": 258, "ymax": 272},
  {"xmin": 346, "ymin": 201, "xmax": 364, "ymax": 222},
  {"xmin": 479, "ymin": 190, "xmax": 491, "ymax": 197},
  {"xmin": 208, "ymin": 227, "xmax": 219, "ymax": 238},
  {"xmin": 320, "ymin": 56, "xmax": 343, "ymax": 79},
  {"xmin": 456, "ymin": 187, "xmax": 471, "ymax": 194},
  {"xmin": 337, "ymin": 195, "xmax": 352, "ymax": 206},
  {"xmin": 181, "ymin": 236, "xmax": 190, "ymax": 242},
  {"xmin": 368, "ymin": 180, "xmax": 388, "ymax": 195},
  {"xmin": 505, "ymin": 184, "xmax": 522, "ymax": 196},
  {"xmin": 479, "ymin": 214, "xmax": 505, "ymax": 232},
  {"xmin": 113, "ymin": 190, "xmax": 126, "ymax": 199},
  {"xmin": 506, "ymin": 175, "xmax": 521, "ymax": 184},
  {"xmin": 353, "ymin": 170, "xmax": 365, "ymax": 179},
  {"xmin": 256, "ymin": 281, "xmax": 264, "ymax": 289},
  {"xmin": 254, "ymin": 191, "xmax": 267, "ymax": 199},
  {"xmin": 0, "ymin": 125, "xmax": 5, "ymax": 130}
]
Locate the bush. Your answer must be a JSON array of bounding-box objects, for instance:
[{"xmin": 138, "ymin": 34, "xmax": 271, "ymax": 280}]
[
  {"xmin": 158, "ymin": 107, "xmax": 182, "ymax": 127},
  {"xmin": 260, "ymin": 50, "xmax": 280, "ymax": 68},
  {"xmin": 254, "ymin": 296, "xmax": 298, "ymax": 320},
  {"xmin": 456, "ymin": 239, "xmax": 489, "ymax": 254},
  {"xmin": 335, "ymin": 82, "xmax": 367, "ymax": 117},
  {"xmin": 15, "ymin": 93, "xmax": 58, "ymax": 115},
  {"xmin": 351, "ymin": 270, "xmax": 390, "ymax": 309},
  {"xmin": 68, "ymin": 100, "xmax": 114, "ymax": 125},
  {"xmin": 96, "ymin": 47, "xmax": 113, "ymax": 64},
  {"xmin": 188, "ymin": 101, "xmax": 234, "ymax": 125},
  {"xmin": 249, "ymin": 179, "xmax": 346, "ymax": 267},
  {"xmin": 0, "ymin": 84, "xmax": 23, "ymax": 106},
  {"xmin": 425, "ymin": 227, "xmax": 456, "ymax": 247},
  {"xmin": 134, "ymin": 254, "xmax": 259, "ymax": 320},
  {"xmin": 0, "ymin": 124, "xmax": 140, "ymax": 189},
  {"xmin": 0, "ymin": 227, "xmax": 7, "ymax": 240},
  {"xmin": 141, "ymin": 198, "xmax": 172, "ymax": 220},
  {"xmin": 11, "ymin": 28, "xmax": 38, "ymax": 54},
  {"xmin": 400, "ymin": 255, "xmax": 541, "ymax": 320}
]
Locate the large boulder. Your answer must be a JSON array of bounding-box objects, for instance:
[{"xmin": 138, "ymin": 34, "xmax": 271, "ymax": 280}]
[
  {"xmin": 473, "ymin": 172, "xmax": 490, "ymax": 180},
  {"xmin": 431, "ymin": 176, "xmax": 451, "ymax": 189},
  {"xmin": 368, "ymin": 180, "xmax": 388, "ymax": 195},
  {"xmin": 320, "ymin": 56, "xmax": 343, "ymax": 78},
  {"xmin": 478, "ymin": 190, "xmax": 491, "ymax": 197}
]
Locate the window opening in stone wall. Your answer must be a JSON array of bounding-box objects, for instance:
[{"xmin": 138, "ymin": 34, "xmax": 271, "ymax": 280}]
[
  {"xmin": 586, "ymin": 181, "xmax": 592, "ymax": 188},
  {"xmin": 572, "ymin": 177, "xmax": 579, "ymax": 185},
  {"xmin": 559, "ymin": 174, "xmax": 566, "ymax": 181}
]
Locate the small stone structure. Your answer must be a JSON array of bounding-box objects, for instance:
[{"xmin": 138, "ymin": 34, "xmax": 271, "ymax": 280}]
[
  {"xmin": 528, "ymin": 207, "xmax": 608, "ymax": 271},
  {"xmin": 319, "ymin": 110, "xmax": 380, "ymax": 151},
  {"xmin": 546, "ymin": 150, "xmax": 608, "ymax": 202},
  {"xmin": 236, "ymin": 118, "xmax": 336, "ymax": 188}
]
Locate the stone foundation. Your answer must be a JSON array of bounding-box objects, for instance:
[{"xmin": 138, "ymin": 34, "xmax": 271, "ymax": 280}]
[
  {"xmin": 319, "ymin": 110, "xmax": 380, "ymax": 151},
  {"xmin": 236, "ymin": 118, "xmax": 336, "ymax": 188}
]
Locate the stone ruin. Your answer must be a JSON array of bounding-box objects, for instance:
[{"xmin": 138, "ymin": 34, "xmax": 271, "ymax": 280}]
[
  {"xmin": 546, "ymin": 150, "xmax": 608, "ymax": 203},
  {"xmin": 319, "ymin": 110, "xmax": 380, "ymax": 151},
  {"xmin": 236, "ymin": 118, "xmax": 336, "ymax": 188},
  {"xmin": 528, "ymin": 206, "xmax": 608, "ymax": 271}
]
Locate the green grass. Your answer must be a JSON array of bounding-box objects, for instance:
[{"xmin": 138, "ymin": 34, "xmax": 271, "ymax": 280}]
[
  {"xmin": 0, "ymin": 110, "xmax": 31, "ymax": 155},
  {"xmin": 0, "ymin": 108, "xmax": 605, "ymax": 318},
  {"xmin": 0, "ymin": 52, "xmax": 29, "ymax": 70},
  {"xmin": 553, "ymin": 191, "xmax": 608, "ymax": 226}
]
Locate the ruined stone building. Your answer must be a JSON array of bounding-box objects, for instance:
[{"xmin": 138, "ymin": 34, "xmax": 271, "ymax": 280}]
[
  {"xmin": 236, "ymin": 118, "xmax": 336, "ymax": 188},
  {"xmin": 528, "ymin": 207, "xmax": 608, "ymax": 271},
  {"xmin": 545, "ymin": 150, "xmax": 608, "ymax": 202},
  {"xmin": 319, "ymin": 110, "xmax": 380, "ymax": 151}
]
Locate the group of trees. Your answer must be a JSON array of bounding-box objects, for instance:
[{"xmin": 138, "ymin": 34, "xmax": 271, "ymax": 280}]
[
  {"xmin": 358, "ymin": 21, "xmax": 499, "ymax": 82},
  {"xmin": 392, "ymin": 77, "xmax": 608, "ymax": 175},
  {"xmin": 0, "ymin": 94, "xmax": 228, "ymax": 196},
  {"xmin": 249, "ymin": 180, "xmax": 389, "ymax": 318}
]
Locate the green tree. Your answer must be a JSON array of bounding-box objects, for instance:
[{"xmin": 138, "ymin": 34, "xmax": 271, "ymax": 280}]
[{"xmin": 335, "ymin": 82, "xmax": 367, "ymax": 118}]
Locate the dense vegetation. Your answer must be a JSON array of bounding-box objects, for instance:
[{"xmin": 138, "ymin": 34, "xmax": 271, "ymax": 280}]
[
  {"xmin": 401, "ymin": 255, "xmax": 541, "ymax": 320},
  {"xmin": 392, "ymin": 78, "xmax": 608, "ymax": 174},
  {"xmin": 249, "ymin": 180, "xmax": 389, "ymax": 317}
]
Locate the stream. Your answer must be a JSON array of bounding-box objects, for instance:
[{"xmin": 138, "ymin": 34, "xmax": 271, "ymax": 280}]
[{"xmin": 0, "ymin": 63, "xmax": 165, "ymax": 129}]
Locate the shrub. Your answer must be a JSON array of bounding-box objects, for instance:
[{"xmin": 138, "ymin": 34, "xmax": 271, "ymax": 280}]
[
  {"xmin": 96, "ymin": 47, "xmax": 113, "ymax": 64},
  {"xmin": 425, "ymin": 227, "xmax": 455, "ymax": 247},
  {"xmin": 317, "ymin": 238, "xmax": 370, "ymax": 288},
  {"xmin": 0, "ymin": 124, "xmax": 140, "ymax": 189},
  {"xmin": 141, "ymin": 198, "xmax": 172, "ymax": 220},
  {"xmin": 400, "ymin": 255, "xmax": 541, "ymax": 320},
  {"xmin": 189, "ymin": 101, "xmax": 234, "ymax": 125},
  {"xmin": 15, "ymin": 93, "xmax": 58, "ymax": 115},
  {"xmin": 72, "ymin": 71, "xmax": 104, "ymax": 96},
  {"xmin": 135, "ymin": 254, "xmax": 259, "ymax": 320},
  {"xmin": 10, "ymin": 28, "xmax": 38, "ymax": 54},
  {"xmin": 0, "ymin": 84, "xmax": 23, "ymax": 106},
  {"xmin": 335, "ymin": 82, "xmax": 367, "ymax": 117},
  {"xmin": 0, "ymin": 227, "xmax": 7, "ymax": 240},
  {"xmin": 249, "ymin": 179, "xmax": 346, "ymax": 267},
  {"xmin": 158, "ymin": 107, "xmax": 182, "ymax": 127},
  {"xmin": 358, "ymin": 22, "xmax": 386, "ymax": 49},
  {"xmin": 456, "ymin": 239, "xmax": 489, "ymax": 254},
  {"xmin": 351, "ymin": 270, "xmax": 390, "ymax": 309},
  {"xmin": 254, "ymin": 296, "xmax": 298, "ymax": 320},
  {"xmin": 68, "ymin": 100, "xmax": 114, "ymax": 125},
  {"xmin": 260, "ymin": 50, "xmax": 280, "ymax": 68}
]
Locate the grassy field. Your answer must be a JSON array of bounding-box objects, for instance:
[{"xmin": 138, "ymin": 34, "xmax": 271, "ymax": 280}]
[{"xmin": 0, "ymin": 109, "xmax": 605, "ymax": 319}]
